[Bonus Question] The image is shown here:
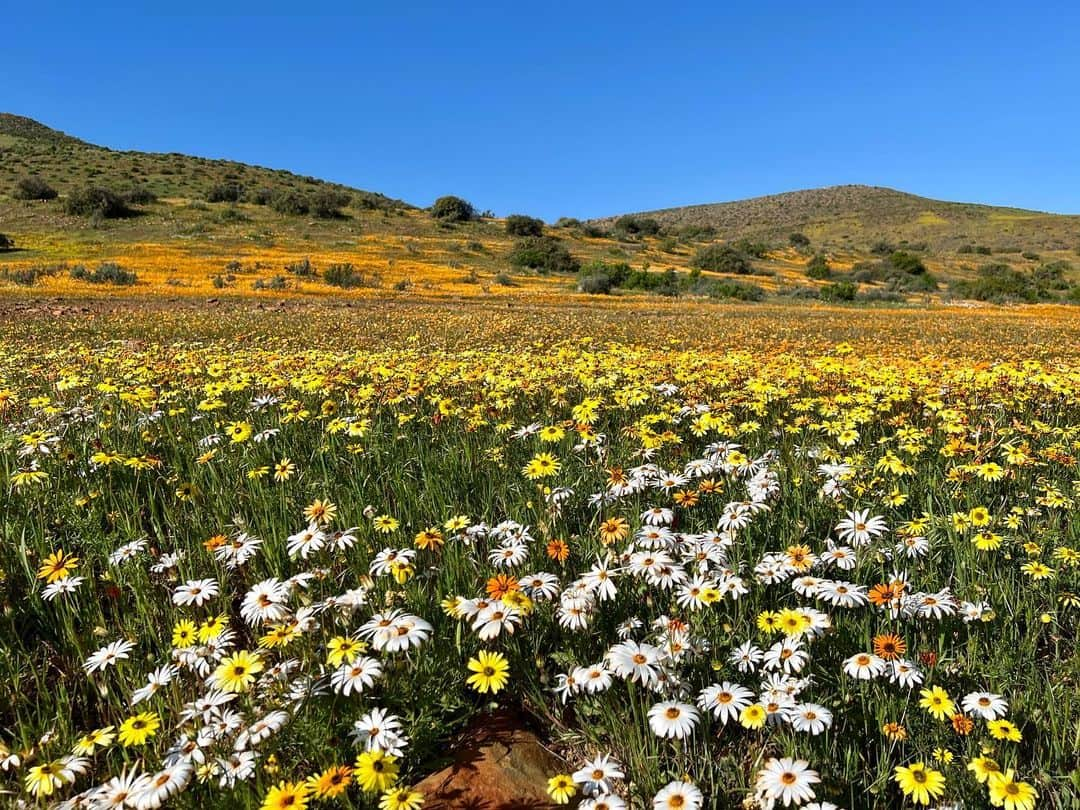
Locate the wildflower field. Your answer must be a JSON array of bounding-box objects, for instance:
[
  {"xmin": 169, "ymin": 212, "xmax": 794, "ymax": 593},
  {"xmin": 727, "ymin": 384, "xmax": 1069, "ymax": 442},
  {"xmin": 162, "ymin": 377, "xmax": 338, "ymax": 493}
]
[{"xmin": 1, "ymin": 300, "xmax": 1078, "ymax": 810}]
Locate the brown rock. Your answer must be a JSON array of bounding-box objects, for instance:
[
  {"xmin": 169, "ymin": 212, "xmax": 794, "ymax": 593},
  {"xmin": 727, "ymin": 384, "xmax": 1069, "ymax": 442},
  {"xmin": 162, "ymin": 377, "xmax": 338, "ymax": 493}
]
[{"xmin": 413, "ymin": 710, "xmax": 566, "ymax": 810}]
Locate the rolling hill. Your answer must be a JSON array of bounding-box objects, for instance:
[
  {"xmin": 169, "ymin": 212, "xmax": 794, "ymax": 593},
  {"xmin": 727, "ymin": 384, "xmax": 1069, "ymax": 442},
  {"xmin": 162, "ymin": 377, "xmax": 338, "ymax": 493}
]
[
  {"xmin": 596, "ymin": 185, "xmax": 1080, "ymax": 253},
  {"xmin": 1, "ymin": 114, "xmax": 1079, "ymax": 305},
  {"xmin": 0, "ymin": 112, "xmax": 406, "ymax": 210}
]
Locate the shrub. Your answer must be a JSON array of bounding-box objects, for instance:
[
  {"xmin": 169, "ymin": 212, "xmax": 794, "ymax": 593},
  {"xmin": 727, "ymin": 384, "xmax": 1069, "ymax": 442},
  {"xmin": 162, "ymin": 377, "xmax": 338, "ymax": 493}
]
[
  {"xmin": 677, "ymin": 224, "xmax": 716, "ymax": 241},
  {"xmin": 323, "ymin": 263, "xmax": 380, "ymax": 288},
  {"xmin": 284, "ymin": 258, "xmax": 317, "ymax": 277},
  {"xmin": 431, "ymin": 196, "xmax": 475, "ymax": 222},
  {"xmin": 0, "ymin": 233, "xmax": 13, "ymax": 251},
  {"xmin": 578, "ymin": 272, "xmax": 614, "ymax": 294},
  {"xmin": 64, "ymin": 187, "xmax": 133, "ymax": 218},
  {"xmin": 733, "ymin": 239, "xmax": 769, "ymax": 258},
  {"xmin": 13, "ymin": 176, "xmax": 58, "ymax": 201},
  {"xmin": 706, "ymin": 279, "xmax": 765, "ymax": 301},
  {"xmin": 69, "ymin": 262, "xmax": 137, "ymax": 285},
  {"xmin": 247, "ymin": 187, "xmax": 274, "ymax": 205},
  {"xmin": 310, "ymin": 189, "xmax": 351, "ymax": 219},
  {"xmin": 870, "ymin": 240, "xmax": 895, "ymax": 256},
  {"xmin": 950, "ymin": 263, "xmax": 1042, "ymax": 303},
  {"xmin": 554, "ymin": 217, "xmax": 581, "ymax": 228},
  {"xmin": 689, "ymin": 244, "xmax": 754, "ymax": 275},
  {"xmin": 1022, "ymin": 251, "xmax": 1040, "ymax": 261},
  {"xmin": 614, "ymin": 216, "xmax": 662, "ymax": 237},
  {"xmin": 1033, "ymin": 260, "xmax": 1071, "ymax": 291},
  {"xmin": 122, "ymin": 187, "xmax": 157, "ymax": 205},
  {"xmin": 207, "ymin": 182, "xmax": 244, "ymax": 203},
  {"xmin": 789, "ymin": 232, "xmax": 811, "ymax": 249},
  {"xmin": 493, "ymin": 272, "xmax": 516, "ymax": 287},
  {"xmin": 508, "ymin": 236, "xmax": 579, "ymax": 274},
  {"xmin": 820, "ymin": 281, "xmax": 857, "ymax": 301},
  {"xmin": 974, "ymin": 245, "xmax": 992, "ymax": 255},
  {"xmin": 957, "ymin": 244, "xmax": 975, "ymax": 254},
  {"xmin": 505, "ymin": 215, "xmax": 544, "ymax": 237},
  {"xmin": 271, "ymin": 190, "xmax": 310, "ymax": 216},
  {"xmin": 887, "ymin": 251, "xmax": 927, "ymax": 275},
  {"xmin": 253, "ymin": 275, "xmax": 288, "ymax": 290},
  {"xmin": 805, "ymin": 254, "xmax": 831, "ymax": 280}
]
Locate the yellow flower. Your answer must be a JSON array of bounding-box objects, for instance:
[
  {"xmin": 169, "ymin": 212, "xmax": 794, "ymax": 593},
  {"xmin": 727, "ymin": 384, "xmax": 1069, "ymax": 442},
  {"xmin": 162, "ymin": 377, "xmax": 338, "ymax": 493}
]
[
  {"xmin": 308, "ymin": 766, "xmax": 353, "ymax": 799},
  {"xmin": 226, "ymin": 420, "xmax": 252, "ymax": 443},
  {"xmin": 354, "ymin": 750, "xmax": 399, "ymax": 793},
  {"xmin": 987, "ymin": 769, "xmax": 1038, "ymax": 810},
  {"xmin": 379, "ymin": 787, "xmax": 424, "ymax": 810},
  {"xmin": 987, "ymin": 719, "xmax": 1022, "ymax": 742},
  {"xmin": 466, "ymin": 650, "xmax": 510, "ymax": 694},
  {"xmin": 274, "ymin": 457, "xmax": 296, "ymax": 481},
  {"xmin": 213, "ymin": 650, "xmax": 264, "ymax": 693},
  {"xmin": 304, "ymin": 498, "xmax": 338, "ymax": 525},
  {"xmin": 523, "ymin": 452, "xmax": 560, "ymax": 479},
  {"xmin": 967, "ymin": 756, "xmax": 1002, "ymax": 783},
  {"xmin": 118, "ymin": 712, "xmax": 160, "ymax": 747},
  {"xmin": 261, "ymin": 780, "xmax": 310, "ymax": 810},
  {"xmin": 919, "ymin": 686, "xmax": 956, "ymax": 721},
  {"xmin": 373, "ymin": 514, "xmax": 400, "ymax": 533},
  {"xmin": 739, "ymin": 704, "xmax": 767, "ymax": 729},
  {"xmin": 547, "ymin": 774, "xmax": 577, "ymax": 804},
  {"xmin": 37, "ymin": 549, "xmax": 79, "ymax": 583},
  {"xmin": 893, "ymin": 762, "xmax": 946, "ymax": 805}
]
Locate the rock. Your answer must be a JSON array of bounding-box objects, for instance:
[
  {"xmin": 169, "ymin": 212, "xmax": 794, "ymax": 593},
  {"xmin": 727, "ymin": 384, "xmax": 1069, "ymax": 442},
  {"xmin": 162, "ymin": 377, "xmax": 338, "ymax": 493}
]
[{"xmin": 413, "ymin": 710, "xmax": 566, "ymax": 809}]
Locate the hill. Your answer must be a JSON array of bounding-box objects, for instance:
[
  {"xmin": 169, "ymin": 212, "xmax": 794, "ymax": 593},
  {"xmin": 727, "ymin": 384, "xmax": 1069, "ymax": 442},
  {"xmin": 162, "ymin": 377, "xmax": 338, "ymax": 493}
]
[
  {"xmin": 0, "ymin": 112, "xmax": 406, "ymax": 210},
  {"xmin": 1, "ymin": 116, "xmax": 1079, "ymax": 305},
  {"xmin": 596, "ymin": 185, "xmax": 1080, "ymax": 253}
]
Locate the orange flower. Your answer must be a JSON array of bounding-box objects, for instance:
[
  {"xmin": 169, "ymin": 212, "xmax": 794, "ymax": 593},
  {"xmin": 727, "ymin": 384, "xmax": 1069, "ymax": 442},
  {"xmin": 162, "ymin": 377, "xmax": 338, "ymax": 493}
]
[
  {"xmin": 868, "ymin": 581, "xmax": 905, "ymax": 607},
  {"xmin": 697, "ymin": 478, "xmax": 721, "ymax": 494},
  {"xmin": 599, "ymin": 517, "xmax": 629, "ymax": 546},
  {"xmin": 873, "ymin": 633, "xmax": 907, "ymax": 661},
  {"xmin": 673, "ymin": 489, "xmax": 699, "ymax": 507},
  {"xmin": 545, "ymin": 539, "xmax": 570, "ymax": 562},
  {"xmin": 951, "ymin": 713, "xmax": 974, "ymax": 735},
  {"xmin": 203, "ymin": 534, "xmax": 227, "ymax": 551},
  {"xmin": 485, "ymin": 574, "xmax": 520, "ymax": 599}
]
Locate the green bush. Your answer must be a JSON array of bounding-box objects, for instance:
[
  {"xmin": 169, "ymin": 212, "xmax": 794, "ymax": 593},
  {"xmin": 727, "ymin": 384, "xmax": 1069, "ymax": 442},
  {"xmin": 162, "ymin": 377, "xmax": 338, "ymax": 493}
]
[
  {"xmin": 789, "ymin": 232, "xmax": 811, "ymax": 249},
  {"xmin": 253, "ymin": 275, "xmax": 288, "ymax": 291},
  {"xmin": 0, "ymin": 233, "xmax": 13, "ymax": 251},
  {"xmin": 284, "ymin": 258, "xmax": 317, "ymax": 277},
  {"xmin": 950, "ymin": 263, "xmax": 1043, "ymax": 303},
  {"xmin": 431, "ymin": 196, "xmax": 475, "ymax": 222},
  {"xmin": 70, "ymin": 262, "xmax": 137, "ymax": 285},
  {"xmin": 508, "ymin": 236, "xmax": 579, "ymax": 274},
  {"xmin": 578, "ymin": 272, "xmax": 613, "ymax": 294},
  {"xmin": 554, "ymin": 217, "xmax": 581, "ymax": 229},
  {"xmin": 122, "ymin": 187, "xmax": 157, "ymax": 205},
  {"xmin": 614, "ymin": 216, "xmax": 662, "ymax": 236},
  {"xmin": 247, "ymin": 187, "xmax": 274, "ymax": 206},
  {"xmin": 207, "ymin": 183, "xmax": 244, "ymax": 203},
  {"xmin": 805, "ymin": 254, "xmax": 831, "ymax": 280},
  {"xmin": 505, "ymin": 215, "xmax": 544, "ymax": 237},
  {"xmin": 887, "ymin": 250, "xmax": 927, "ymax": 275},
  {"xmin": 820, "ymin": 281, "xmax": 857, "ymax": 301},
  {"xmin": 689, "ymin": 244, "xmax": 754, "ymax": 275},
  {"xmin": 677, "ymin": 224, "xmax": 716, "ymax": 241},
  {"xmin": 310, "ymin": 189, "xmax": 351, "ymax": 219},
  {"xmin": 13, "ymin": 176, "xmax": 58, "ymax": 201},
  {"xmin": 64, "ymin": 187, "xmax": 133, "ymax": 218},
  {"xmin": 322, "ymin": 263, "xmax": 380, "ymax": 288},
  {"xmin": 733, "ymin": 239, "xmax": 769, "ymax": 258},
  {"xmin": 271, "ymin": 190, "xmax": 310, "ymax": 216},
  {"xmin": 705, "ymin": 279, "xmax": 765, "ymax": 301}
]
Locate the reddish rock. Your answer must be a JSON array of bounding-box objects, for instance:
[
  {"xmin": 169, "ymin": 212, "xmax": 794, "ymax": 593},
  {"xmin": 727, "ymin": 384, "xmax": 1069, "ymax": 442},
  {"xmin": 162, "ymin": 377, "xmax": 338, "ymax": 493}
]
[{"xmin": 413, "ymin": 710, "xmax": 566, "ymax": 809}]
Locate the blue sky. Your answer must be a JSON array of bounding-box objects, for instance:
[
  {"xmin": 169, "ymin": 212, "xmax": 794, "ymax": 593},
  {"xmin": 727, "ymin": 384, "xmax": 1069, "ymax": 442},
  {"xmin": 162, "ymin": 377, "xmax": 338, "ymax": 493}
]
[{"xmin": 6, "ymin": 3, "xmax": 1080, "ymax": 220}]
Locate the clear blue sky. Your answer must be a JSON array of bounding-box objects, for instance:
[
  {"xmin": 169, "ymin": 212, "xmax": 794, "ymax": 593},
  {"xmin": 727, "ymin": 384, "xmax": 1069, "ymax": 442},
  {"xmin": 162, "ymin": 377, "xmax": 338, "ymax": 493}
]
[{"xmin": 6, "ymin": 2, "xmax": 1080, "ymax": 220}]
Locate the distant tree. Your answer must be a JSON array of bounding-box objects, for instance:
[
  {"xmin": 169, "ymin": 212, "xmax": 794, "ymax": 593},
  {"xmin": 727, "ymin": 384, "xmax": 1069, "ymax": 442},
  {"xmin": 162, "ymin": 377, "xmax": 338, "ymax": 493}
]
[
  {"xmin": 64, "ymin": 187, "xmax": 133, "ymax": 218},
  {"xmin": 689, "ymin": 244, "xmax": 753, "ymax": 275},
  {"xmin": 554, "ymin": 217, "xmax": 581, "ymax": 229},
  {"xmin": 122, "ymin": 187, "xmax": 157, "ymax": 205},
  {"xmin": 207, "ymin": 183, "xmax": 244, "ymax": 203},
  {"xmin": 508, "ymin": 236, "xmax": 579, "ymax": 274},
  {"xmin": 887, "ymin": 251, "xmax": 927, "ymax": 275},
  {"xmin": 789, "ymin": 232, "xmax": 811, "ymax": 249},
  {"xmin": 614, "ymin": 215, "xmax": 661, "ymax": 236},
  {"xmin": 805, "ymin": 254, "xmax": 831, "ymax": 279},
  {"xmin": 270, "ymin": 190, "xmax": 310, "ymax": 216},
  {"xmin": 0, "ymin": 233, "xmax": 13, "ymax": 250},
  {"xmin": 505, "ymin": 214, "xmax": 544, "ymax": 237},
  {"xmin": 431, "ymin": 196, "xmax": 476, "ymax": 222},
  {"xmin": 310, "ymin": 189, "xmax": 351, "ymax": 219},
  {"xmin": 246, "ymin": 187, "xmax": 274, "ymax": 205},
  {"xmin": 13, "ymin": 176, "xmax": 58, "ymax": 201}
]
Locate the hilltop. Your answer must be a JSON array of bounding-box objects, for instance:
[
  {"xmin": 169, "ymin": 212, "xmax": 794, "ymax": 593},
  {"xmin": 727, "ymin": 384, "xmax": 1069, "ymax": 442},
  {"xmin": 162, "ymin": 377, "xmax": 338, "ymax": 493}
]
[
  {"xmin": 0, "ymin": 112, "xmax": 405, "ymax": 209},
  {"xmin": 597, "ymin": 185, "xmax": 1080, "ymax": 253},
  {"xmin": 1, "ymin": 115, "xmax": 1079, "ymax": 305}
]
